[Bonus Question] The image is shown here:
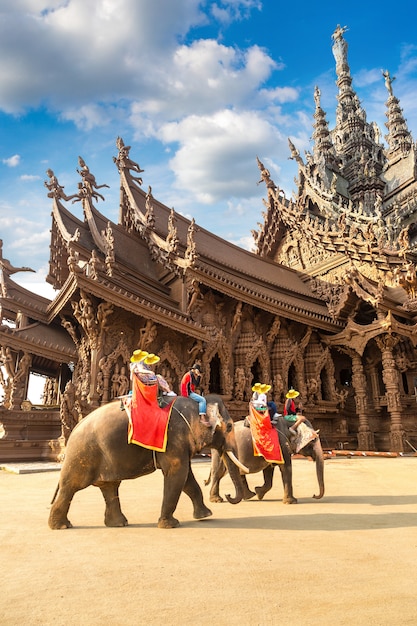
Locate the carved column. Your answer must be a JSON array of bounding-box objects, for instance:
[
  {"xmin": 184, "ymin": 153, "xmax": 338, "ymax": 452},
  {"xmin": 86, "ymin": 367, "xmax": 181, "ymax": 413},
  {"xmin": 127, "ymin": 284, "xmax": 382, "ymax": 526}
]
[
  {"xmin": 89, "ymin": 346, "xmax": 100, "ymax": 407},
  {"xmin": 100, "ymin": 358, "xmax": 112, "ymax": 404},
  {"xmin": 10, "ymin": 352, "xmax": 32, "ymax": 409},
  {"xmin": 368, "ymin": 364, "xmax": 381, "ymax": 410},
  {"xmin": 376, "ymin": 335, "xmax": 406, "ymax": 453},
  {"xmin": 351, "ymin": 353, "xmax": 375, "ymax": 451}
]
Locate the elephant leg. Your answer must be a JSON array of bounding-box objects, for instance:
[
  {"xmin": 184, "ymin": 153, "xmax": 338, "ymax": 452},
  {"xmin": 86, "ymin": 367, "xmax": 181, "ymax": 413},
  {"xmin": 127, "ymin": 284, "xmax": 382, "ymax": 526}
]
[
  {"xmin": 254, "ymin": 465, "xmax": 274, "ymax": 500},
  {"xmin": 183, "ymin": 464, "xmax": 213, "ymax": 520},
  {"xmin": 279, "ymin": 462, "xmax": 297, "ymax": 504},
  {"xmin": 158, "ymin": 458, "xmax": 190, "ymax": 528},
  {"xmin": 49, "ymin": 469, "xmax": 96, "ymax": 529},
  {"xmin": 241, "ymin": 475, "xmax": 256, "ymax": 500},
  {"xmin": 209, "ymin": 451, "xmax": 227, "ymax": 503},
  {"xmin": 99, "ymin": 481, "xmax": 128, "ymax": 527},
  {"xmin": 48, "ymin": 483, "xmax": 75, "ymax": 529}
]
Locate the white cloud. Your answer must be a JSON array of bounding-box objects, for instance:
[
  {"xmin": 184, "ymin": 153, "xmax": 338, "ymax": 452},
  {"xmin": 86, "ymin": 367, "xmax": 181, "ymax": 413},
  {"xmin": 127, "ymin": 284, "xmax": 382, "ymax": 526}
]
[
  {"xmin": 211, "ymin": 0, "xmax": 262, "ymax": 24},
  {"xmin": 13, "ymin": 264, "xmax": 58, "ymax": 300},
  {"xmin": 259, "ymin": 86, "xmax": 298, "ymax": 104},
  {"xmin": 158, "ymin": 108, "xmax": 286, "ymax": 203},
  {"xmin": 0, "ymin": 0, "xmax": 207, "ymax": 112},
  {"xmin": 0, "ymin": 213, "xmax": 52, "ymax": 267},
  {"xmin": 20, "ymin": 174, "xmax": 41, "ymax": 181},
  {"xmin": 128, "ymin": 39, "xmax": 280, "ymax": 133},
  {"xmin": 61, "ymin": 103, "xmax": 115, "ymax": 131},
  {"xmin": 0, "ymin": 1, "xmax": 285, "ymax": 126},
  {"xmin": 2, "ymin": 154, "xmax": 20, "ymax": 167},
  {"xmin": 230, "ymin": 233, "xmax": 256, "ymax": 252},
  {"xmin": 355, "ymin": 68, "xmax": 382, "ymax": 88}
]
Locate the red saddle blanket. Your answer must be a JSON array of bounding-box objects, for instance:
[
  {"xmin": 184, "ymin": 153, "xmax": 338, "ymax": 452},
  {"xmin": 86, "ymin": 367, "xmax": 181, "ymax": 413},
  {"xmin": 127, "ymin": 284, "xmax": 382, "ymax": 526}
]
[
  {"xmin": 248, "ymin": 404, "xmax": 284, "ymax": 464},
  {"xmin": 122, "ymin": 376, "xmax": 174, "ymax": 452}
]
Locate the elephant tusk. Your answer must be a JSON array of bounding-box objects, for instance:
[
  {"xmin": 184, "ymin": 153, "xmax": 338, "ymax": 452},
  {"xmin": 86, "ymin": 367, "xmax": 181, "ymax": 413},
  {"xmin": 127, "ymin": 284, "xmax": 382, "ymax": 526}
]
[{"xmin": 226, "ymin": 450, "xmax": 249, "ymax": 474}]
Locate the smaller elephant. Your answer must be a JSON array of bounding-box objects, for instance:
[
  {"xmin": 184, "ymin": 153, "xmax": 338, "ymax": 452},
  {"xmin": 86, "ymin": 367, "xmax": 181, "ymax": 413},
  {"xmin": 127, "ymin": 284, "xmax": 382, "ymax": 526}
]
[{"xmin": 206, "ymin": 415, "xmax": 325, "ymax": 504}]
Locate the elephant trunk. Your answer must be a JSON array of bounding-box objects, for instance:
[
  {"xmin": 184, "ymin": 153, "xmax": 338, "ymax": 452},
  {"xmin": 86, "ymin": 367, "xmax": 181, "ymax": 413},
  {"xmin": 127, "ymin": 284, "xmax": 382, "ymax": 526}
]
[
  {"xmin": 312, "ymin": 438, "xmax": 325, "ymax": 499},
  {"xmin": 223, "ymin": 452, "xmax": 244, "ymax": 504},
  {"xmin": 222, "ymin": 437, "xmax": 245, "ymax": 504}
]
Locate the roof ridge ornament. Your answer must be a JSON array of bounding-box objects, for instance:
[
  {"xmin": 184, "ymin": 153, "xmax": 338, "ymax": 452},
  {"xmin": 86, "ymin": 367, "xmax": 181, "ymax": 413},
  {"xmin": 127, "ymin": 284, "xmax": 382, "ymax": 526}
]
[
  {"xmin": 113, "ymin": 136, "xmax": 144, "ymax": 186},
  {"xmin": 184, "ymin": 218, "xmax": 198, "ymax": 265},
  {"xmin": 75, "ymin": 156, "xmax": 109, "ymax": 204},
  {"xmin": 44, "ymin": 168, "xmax": 78, "ymax": 202}
]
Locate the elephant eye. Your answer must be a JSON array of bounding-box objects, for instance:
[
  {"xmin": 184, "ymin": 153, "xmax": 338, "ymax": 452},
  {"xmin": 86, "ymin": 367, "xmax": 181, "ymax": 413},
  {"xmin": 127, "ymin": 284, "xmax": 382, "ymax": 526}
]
[{"xmin": 226, "ymin": 422, "xmax": 232, "ymax": 433}]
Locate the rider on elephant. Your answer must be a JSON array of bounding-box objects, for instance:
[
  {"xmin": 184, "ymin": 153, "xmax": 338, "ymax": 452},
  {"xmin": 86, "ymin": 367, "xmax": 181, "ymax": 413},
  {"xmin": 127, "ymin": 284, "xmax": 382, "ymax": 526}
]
[
  {"xmin": 283, "ymin": 389, "xmax": 319, "ymax": 453},
  {"xmin": 246, "ymin": 382, "xmax": 283, "ymax": 464},
  {"xmin": 130, "ymin": 350, "xmax": 176, "ymax": 397},
  {"xmin": 283, "ymin": 388, "xmax": 307, "ymax": 435},
  {"xmin": 267, "ymin": 400, "xmax": 281, "ymax": 426},
  {"xmin": 250, "ymin": 382, "xmax": 271, "ymax": 414},
  {"xmin": 180, "ymin": 364, "xmax": 209, "ymax": 425}
]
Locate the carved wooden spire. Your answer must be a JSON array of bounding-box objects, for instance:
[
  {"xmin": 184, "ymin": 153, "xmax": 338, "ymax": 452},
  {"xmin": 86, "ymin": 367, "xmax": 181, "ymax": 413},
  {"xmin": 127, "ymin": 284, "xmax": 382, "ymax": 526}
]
[
  {"xmin": 332, "ymin": 25, "xmax": 365, "ymax": 131},
  {"xmin": 312, "ymin": 85, "xmax": 338, "ymax": 170},
  {"xmin": 383, "ymin": 70, "xmax": 413, "ymax": 162}
]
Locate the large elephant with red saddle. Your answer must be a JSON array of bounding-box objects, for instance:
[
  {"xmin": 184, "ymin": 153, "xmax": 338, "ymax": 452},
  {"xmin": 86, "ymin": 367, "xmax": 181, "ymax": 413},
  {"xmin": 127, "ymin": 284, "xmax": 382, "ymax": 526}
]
[
  {"xmin": 49, "ymin": 394, "xmax": 246, "ymax": 530},
  {"xmin": 206, "ymin": 414, "xmax": 325, "ymax": 503}
]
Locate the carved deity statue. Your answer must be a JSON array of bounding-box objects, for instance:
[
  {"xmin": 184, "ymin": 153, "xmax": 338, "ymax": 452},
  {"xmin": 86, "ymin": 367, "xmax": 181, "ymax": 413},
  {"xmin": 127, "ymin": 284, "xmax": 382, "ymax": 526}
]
[
  {"xmin": 382, "ymin": 70, "xmax": 396, "ymax": 97},
  {"xmin": 60, "ymin": 380, "xmax": 79, "ymax": 442},
  {"xmin": 231, "ymin": 301, "xmax": 243, "ymax": 334},
  {"xmin": 332, "ymin": 24, "xmax": 348, "ymax": 68},
  {"xmin": 187, "ymin": 279, "xmax": 203, "ymax": 316},
  {"xmin": 139, "ymin": 319, "xmax": 157, "ymax": 350},
  {"xmin": 234, "ymin": 367, "xmax": 246, "ymax": 401}
]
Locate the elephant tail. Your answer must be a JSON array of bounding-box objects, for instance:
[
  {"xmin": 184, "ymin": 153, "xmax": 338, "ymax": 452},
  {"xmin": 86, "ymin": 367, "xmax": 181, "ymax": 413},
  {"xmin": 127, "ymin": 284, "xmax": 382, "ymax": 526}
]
[
  {"xmin": 50, "ymin": 482, "xmax": 59, "ymax": 505},
  {"xmin": 204, "ymin": 467, "xmax": 212, "ymax": 486}
]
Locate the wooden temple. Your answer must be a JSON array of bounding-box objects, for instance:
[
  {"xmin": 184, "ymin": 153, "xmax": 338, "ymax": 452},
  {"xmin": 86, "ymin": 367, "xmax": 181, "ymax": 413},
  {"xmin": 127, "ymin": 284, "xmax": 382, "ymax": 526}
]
[{"xmin": 2, "ymin": 26, "xmax": 417, "ymax": 460}]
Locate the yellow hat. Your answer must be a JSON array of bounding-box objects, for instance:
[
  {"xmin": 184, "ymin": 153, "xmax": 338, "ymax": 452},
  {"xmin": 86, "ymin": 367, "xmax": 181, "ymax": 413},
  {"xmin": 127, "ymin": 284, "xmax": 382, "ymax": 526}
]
[
  {"xmin": 286, "ymin": 388, "xmax": 299, "ymax": 399},
  {"xmin": 144, "ymin": 353, "xmax": 160, "ymax": 365},
  {"xmin": 260, "ymin": 383, "xmax": 271, "ymax": 394},
  {"xmin": 252, "ymin": 382, "xmax": 262, "ymax": 393},
  {"xmin": 130, "ymin": 350, "xmax": 148, "ymax": 363}
]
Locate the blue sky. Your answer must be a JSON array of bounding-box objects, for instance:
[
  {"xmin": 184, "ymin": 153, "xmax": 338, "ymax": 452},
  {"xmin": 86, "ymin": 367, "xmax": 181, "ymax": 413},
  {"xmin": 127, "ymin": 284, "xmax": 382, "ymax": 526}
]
[{"xmin": 1, "ymin": 0, "xmax": 417, "ymax": 298}]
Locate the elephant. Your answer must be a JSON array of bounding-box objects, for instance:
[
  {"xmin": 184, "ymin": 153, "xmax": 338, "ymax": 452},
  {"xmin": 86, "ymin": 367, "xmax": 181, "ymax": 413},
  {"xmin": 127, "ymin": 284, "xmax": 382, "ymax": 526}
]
[
  {"xmin": 205, "ymin": 414, "xmax": 325, "ymax": 504},
  {"xmin": 48, "ymin": 394, "xmax": 247, "ymax": 530}
]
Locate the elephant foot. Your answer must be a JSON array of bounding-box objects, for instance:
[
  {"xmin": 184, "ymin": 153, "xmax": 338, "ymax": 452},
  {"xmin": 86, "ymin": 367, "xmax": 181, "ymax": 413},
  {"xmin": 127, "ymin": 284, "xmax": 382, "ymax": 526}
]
[
  {"xmin": 243, "ymin": 490, "xmax": 256, "ymax": 500},
  {"xmin": 105, "ymin": 514, "xmax": 129, "ymax": 527},
  {"xmin": 158, "ymin": 516, "xmax": 180, "ymax": 529},
  {"xmin": 48, "ymin": 515, "xmax": 73, "ymax": 530},
  {"xmin": 282, "ymin": 496, "xmax": 298, "ymax": 504},
  {"xmin": 255, "ymin": 487, "xmax": 268, "ymax": 501},
  {"xmin": 209, "ymin": 495, "xmax": 224, "ymax": 503},
  {"xmin": 193, "ymin": 505, "xmax": 213, "ymax": 520}
]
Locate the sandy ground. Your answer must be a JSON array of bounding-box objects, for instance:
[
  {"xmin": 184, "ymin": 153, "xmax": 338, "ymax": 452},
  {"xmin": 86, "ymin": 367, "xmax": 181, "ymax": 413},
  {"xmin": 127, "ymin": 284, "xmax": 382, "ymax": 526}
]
[{"xmin": 1, "ymin": 455, "xmax": 417, "ymax": 626}]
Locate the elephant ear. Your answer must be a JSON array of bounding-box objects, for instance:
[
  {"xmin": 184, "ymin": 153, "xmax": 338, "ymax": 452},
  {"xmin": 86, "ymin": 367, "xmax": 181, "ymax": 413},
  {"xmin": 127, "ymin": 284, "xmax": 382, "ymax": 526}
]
[{"xmin": 206, "ymin": 402, "xmax": 221, "ymax": 429}]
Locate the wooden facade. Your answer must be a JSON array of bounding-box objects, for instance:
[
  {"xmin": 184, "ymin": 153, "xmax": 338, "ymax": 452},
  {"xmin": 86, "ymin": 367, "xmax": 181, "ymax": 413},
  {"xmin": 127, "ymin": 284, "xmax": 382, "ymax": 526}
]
[{"xmin": 2, "ymin": 27, "xmax": 417, "ymax": 460}]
